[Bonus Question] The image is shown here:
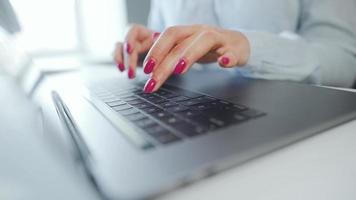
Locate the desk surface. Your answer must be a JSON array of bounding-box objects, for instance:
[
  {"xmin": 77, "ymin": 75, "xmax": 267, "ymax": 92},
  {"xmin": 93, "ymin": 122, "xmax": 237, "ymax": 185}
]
[{"xmin": 1, "ymin": 68, "xmax": 356, "ymax": 200}]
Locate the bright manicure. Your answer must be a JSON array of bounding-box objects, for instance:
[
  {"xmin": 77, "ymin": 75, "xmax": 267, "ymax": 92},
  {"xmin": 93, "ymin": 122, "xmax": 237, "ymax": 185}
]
[
  {"xmin": 173, "ymin": 58, "xmax": 187, "ymax": 75},
  {"xmin": 220, "ymin": 56, "xmax": 230, "ymax": 65},
  {"xmin": 128, "ymin": 68, "xmax": 135, "ymax": 79},
  {"xmin": 144, "ymin": 78, "xmax": 157, "ymax": 93},
  {"xmin": 117, "ymin": 63, "xmax": 125, "ymax": 72},
  {"xmin": 144, "ymin": 58, "xmax": 156, "ymax": 74},
  {"xmin": 125, "ymin": 42, "xmax": 132, "ymax": 54}
]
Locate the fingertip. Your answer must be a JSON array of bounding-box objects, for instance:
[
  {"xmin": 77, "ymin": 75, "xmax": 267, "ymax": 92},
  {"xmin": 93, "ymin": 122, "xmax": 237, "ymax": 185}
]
[
  {"xmin": 143, "ymin": 57, "xmax": 156, "ymax": 74},
  {"xmin": 117, "ymin": 63, "xmax": 125, "ymax": 72},
  {"xmin": 152, "ymin": 32, "xmax": 160, "ymax": 42},
  {"xmin": 124, "ymin": 42, "xmax": 133, "ymax": 54},
  {"xmin": 143, "ymin": 78, "xmax": 157, "ymax": 93},
  {"xmin": 128, "ymin": 67, "xmax": 135, "ymax": 79},
  {"xmin": 218, "ymin": 56, "xmax": 230, "ymax": 66},
  {"xmin": 173, "ymin": 58, "xmax": 188, "ymax": 75}
]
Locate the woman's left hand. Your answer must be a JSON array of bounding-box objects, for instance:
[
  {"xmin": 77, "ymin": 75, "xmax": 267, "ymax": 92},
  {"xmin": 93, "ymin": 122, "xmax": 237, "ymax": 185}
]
[{"xmin": 142, "ymin": 25, "xmax": 251, "ymax": 93}]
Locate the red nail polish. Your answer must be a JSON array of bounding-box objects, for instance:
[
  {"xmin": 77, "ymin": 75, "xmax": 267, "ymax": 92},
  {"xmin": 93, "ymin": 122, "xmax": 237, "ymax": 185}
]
[
  {"xmin": 144, "ymin": 78, "xmax": 156, "ymax": 93},
  {"xmin": 125, "ymin": 42, "xmax": 132, "ymax": 54},
  {"xmin": 152, "ymin": 32, "xmax": 160, "ymax": 41},
  {"xmin": 174, "ymin": 58, "xmax": 187, "ymax": 75},
  {"xmin": 117, "ymin": 63, "xmax": 125, "ymax": 72},
  {"xmin": 128, "ymin": 68, "xmax": 135, "ymax": 79},
  {"xmin": 221, "ymin": 56, "xmax": 230, "ymax": 65},
  {"xmin": 144, "ymin": 58, "xmax": 156, "ymax": 74}
]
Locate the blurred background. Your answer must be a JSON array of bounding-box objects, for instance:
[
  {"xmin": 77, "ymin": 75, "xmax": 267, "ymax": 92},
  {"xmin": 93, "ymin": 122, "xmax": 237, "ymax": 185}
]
[{"xmin": 2, "ymin": 0, "xmax": 150, "ymax": 60}]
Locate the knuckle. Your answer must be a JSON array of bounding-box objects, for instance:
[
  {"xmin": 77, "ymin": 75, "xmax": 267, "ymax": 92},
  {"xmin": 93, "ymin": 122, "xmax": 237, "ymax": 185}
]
[
  {"xmin": 149, "ymin": 45, "xmax": 163, "ymax": 57},
  {"xmin": 130, "ymin": 24, "xmax": 141, "ymax": 31},
  {"xmin": 199, "ymin": 24, "xmax": 210, "ymax": 30},
  {"xmin": 164, "ymin": 26, "xmax": 179, "ymax": 37},
  {"xmin": 200, "ymin": 29, "xmax": 217, "ymax": 39},
  {"xmin": 170, "ymin": 45, "xmax": 184, "ymax": 55}
]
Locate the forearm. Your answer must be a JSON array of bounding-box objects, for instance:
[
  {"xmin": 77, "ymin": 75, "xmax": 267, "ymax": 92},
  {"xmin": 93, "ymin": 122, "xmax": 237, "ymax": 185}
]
[{"xmin": 242, "ymin": 30, "xmax": 356, "ymax": 87}]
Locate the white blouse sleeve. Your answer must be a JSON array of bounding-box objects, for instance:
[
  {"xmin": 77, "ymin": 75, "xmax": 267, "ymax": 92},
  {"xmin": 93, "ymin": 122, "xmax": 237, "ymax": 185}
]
[
  {"xmin": 242, "ymin": 0, "xmax": 356, "ymax": 87},
  {"xmin": 147, "ymin": 0, "xmax": 166, "ymax": 32}
]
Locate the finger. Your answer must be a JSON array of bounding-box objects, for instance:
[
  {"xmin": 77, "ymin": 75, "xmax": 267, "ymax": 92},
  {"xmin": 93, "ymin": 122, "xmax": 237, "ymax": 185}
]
[
  {"xmin": 113, "ymin": 42, "xmax": 125, "ymax": 72},
  {"xmin": 217, "ymin": 51, "xmax": 240, "ymax": 68},
  {"xmin": 174, "ymin": 30, "xmax": 222, "ymax": 75},
  {"xmin": 152, "ymin": 32, "xmax": 160, "ymax": 42},
  {"xmin": 143, "ymin": 39, "xmax": 192, "ymax": 93},
  {"xmin": 127, "ymin": 49, "xmax": 138, "ymax": 79},
  {"xmin": 125, "ymin": 24, "xmax": 153, "ymax": 54},
  {"xmin": 145, "ymin": 31, "xmax": 220, "ymax": 92},
  {"xmin": 125, "ymin": 25, "xmax": 155, "ymax": 78},
  {"xmin": 143, "ymin": 26, "xmax": 197, "ymax": 74}
]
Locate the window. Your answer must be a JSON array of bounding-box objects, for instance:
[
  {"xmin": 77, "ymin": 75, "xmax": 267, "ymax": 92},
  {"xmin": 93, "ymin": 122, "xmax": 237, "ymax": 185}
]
[{"xmin": 10, "ymin": 0, "xmax": 127, "ymax": 60}]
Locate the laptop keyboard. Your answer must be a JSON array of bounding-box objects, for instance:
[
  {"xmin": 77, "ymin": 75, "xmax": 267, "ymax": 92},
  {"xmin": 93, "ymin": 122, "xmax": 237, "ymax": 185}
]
[{"xmin": 89, "ymin": 82, "xmax": 266, "ymax": 149}]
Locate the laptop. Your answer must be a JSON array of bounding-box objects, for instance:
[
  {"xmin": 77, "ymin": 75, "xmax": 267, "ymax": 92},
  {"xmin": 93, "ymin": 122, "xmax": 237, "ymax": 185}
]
[{"xmin": 52, "ymin": 66, "xmax": 356, "ymax": 200}]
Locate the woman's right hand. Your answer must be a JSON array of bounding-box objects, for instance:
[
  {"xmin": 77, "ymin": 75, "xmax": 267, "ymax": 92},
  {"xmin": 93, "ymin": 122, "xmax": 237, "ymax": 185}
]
[{"xmin": 113, "ymin": 24, "xmax": 159, "ymax": 79}]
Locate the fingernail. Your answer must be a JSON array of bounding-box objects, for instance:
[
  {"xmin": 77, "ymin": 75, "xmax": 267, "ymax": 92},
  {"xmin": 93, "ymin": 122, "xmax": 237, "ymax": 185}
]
[
  {"xmin": 125, "ymin": 42, "xmax": 132, "ymax": 54},
  {"xmin": 152, "ymin": 32, "xmax": 160, "ymax": 41},
  {"xmin": 144, "ymin": 78, "xmax": 156, "ymax": 93},
  {"xmin": 128, "ymin": 68, "xmax": 135, "ymax": 79},
  {"xmin": 117, "ymin": 63, "xmax": 125, "ymax": 72},
  {"xmin": 144, "ymin": 58, "xmax": 156, "ymax": 74},
  {"xmin": 221, "ymin": 56, "xmax": 230, "ymax": 65},
  {"xmin": 173, "ymin": 58, "xmax": 187, "ymax": 75}
]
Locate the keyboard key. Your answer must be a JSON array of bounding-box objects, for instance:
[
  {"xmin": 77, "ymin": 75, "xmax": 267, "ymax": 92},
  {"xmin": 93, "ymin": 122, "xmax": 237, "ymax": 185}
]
[
  {"xmin": 176, "ymin": 110, "xmax": 202, "ymax": 118},
  {"xmin": 106, "ymin": 100, "xmax": 126, "ymax": 107},
  {"xmin": 191, "ymin": 116, "xmax": 218, "ymax": 131},
  {"xmin": 134, "ymin": 102, "xmax": 154, "ymax": 110},
  {"xmin": 163, "ymin": 85, "xmax": 202, "ymax": 98},
  {"xmin": 137, "ymin": 92, "xmax": 154, "ymax": 98},
  {"xmin": 148, "ymin": 129, "xmax": 181, "ymax": 144},
  {"xmin": 232, "ymin": 113, "xmax": 248, "ymax": 121},
  {"xmin": 169, "ymin": 96, "xmax": 190, "ymax": 102},
  {"xmin": 113, "ymin": 91, "xmax": 132, "ymax": 97},
  {"xmin": 211, "ymin": 111, "xmax": 248, "ymax": 124},
  {"xmin": 179, "ymin": 99, "xmax": 202, "ymax": 106},
  {"xmin": 166, "ymin": 105, "xmax": 189, "ymax": 113},
  {"xmin": 136, "ymin": 118, "xmax": 156, "ymax": 128},
  {"xmin": 151, "ymin": 110, "xmax": 172, "ymax": 119},
  {"xmin": 162, "ymin": 93, "xmax": 179, "ymax": 99},
  {"xmin": 240, "ymin": 109, "xmax": 266, "ymax": 118},
  {"xmin": 173, "ymin": 122, "xmax": 207, "ymax": 137},
  {"xmin": 155, "ymin": 89, "xmax": 173, "ymax": 97},
  {"xmin": 146, "ymin": 95, "xmax": 166, "ymax": 104},
  {"xmin": 208, "ymin": 117, "xmax": 226, "ymax": 127},
  {"xmin": 102, "ymin": 96, "xmax": 120, "ymax": 103},
  {"xmin": 189, "ymin": 103, "xmax": 212, "ymax": 111},
  {"xmin": 121, "ymin": 95, "xmax": 138, "ymax": 102},
  {"xmin": 161, "ymin": 116, "xmax": 182, "ymax": 125},
  {"xmin": 161, "ymin": 101, "xmax": 178, "ymax": 108},
  {"xmin": 192, "ymin": 96, "xmax": 216, "ymax": 103},
  {"xmin": 141, "ymin": 106, "xmax": 161, "ymax": 114},
  {"xmin": 112, "ymin": 104, "xmax": 132, "ymax": 111},
  {"xmin": 145, "ymin": 124, "xmax": 166, "ymax": 134},
  {"xmin": 233, "ymin": 104, "xmax": 248, "ymax": 111},
  {"xmin": 126, "ymin": 99, "xmax": 145, "ymax": 105},
  {"xmin": 116, "ymin": 108, "xmax": 139, "ymax": 116},
  {"xmin": 125, "ymin": 112, "xmax": 146, "ymax": 121}
]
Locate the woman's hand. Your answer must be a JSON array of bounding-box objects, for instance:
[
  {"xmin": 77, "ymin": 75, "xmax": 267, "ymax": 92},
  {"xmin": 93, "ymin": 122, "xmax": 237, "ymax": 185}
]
[
  {"xmin": 113, "ymin": 24, "xmax": 250, "ymax": 93},
  {"xmin": 142, "ymin": 25, "xmax": 250, "ymax": 93},
  {"xmin": 113, "ymin": 24, "xmax": 159, "ymax": 79}
]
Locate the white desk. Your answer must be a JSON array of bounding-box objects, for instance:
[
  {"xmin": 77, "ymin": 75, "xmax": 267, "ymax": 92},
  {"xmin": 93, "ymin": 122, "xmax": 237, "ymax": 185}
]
[{"xmin": 1, "ymin": 65, "xmax": 356, "ymax": 200}]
